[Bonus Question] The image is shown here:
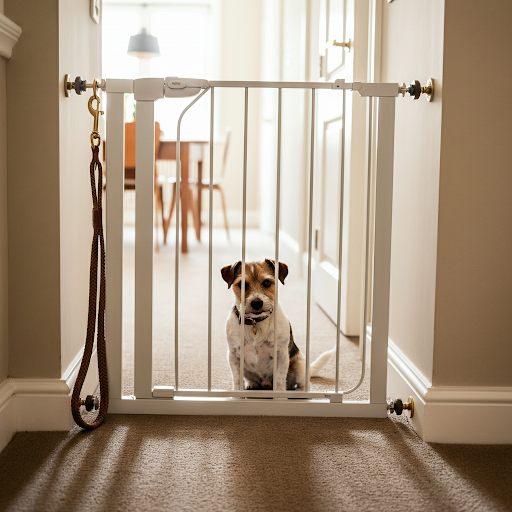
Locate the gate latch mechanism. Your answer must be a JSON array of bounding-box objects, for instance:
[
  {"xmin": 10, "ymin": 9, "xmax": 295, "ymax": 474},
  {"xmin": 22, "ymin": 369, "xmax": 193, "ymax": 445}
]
[{"xmin": 387, "ymin": 396, "xmax": 414, "ymax": 417}]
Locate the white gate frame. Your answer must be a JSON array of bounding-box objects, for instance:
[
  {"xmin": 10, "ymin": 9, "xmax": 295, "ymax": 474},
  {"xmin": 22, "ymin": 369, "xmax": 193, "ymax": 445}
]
[{"xmin": 105, "ymin": 78, "xmax": 397, "ymax": 417}]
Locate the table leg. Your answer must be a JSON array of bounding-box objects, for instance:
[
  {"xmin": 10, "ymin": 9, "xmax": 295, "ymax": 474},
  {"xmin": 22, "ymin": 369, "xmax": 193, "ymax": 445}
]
[
  {"xmin": 181, "ymin": 143, "xmax": 190, "ymax": 253},
  {"xmin": 196, "ymin": 160, "xmax": 203, "ymax": 241}
]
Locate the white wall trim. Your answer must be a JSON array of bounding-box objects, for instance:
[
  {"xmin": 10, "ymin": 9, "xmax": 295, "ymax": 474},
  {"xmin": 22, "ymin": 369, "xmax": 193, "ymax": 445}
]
[
  {"xmin": 386, "ymin": 336, "xmax": 512, "ymax": 444},
  {"xmin": 0, "ymin": 379, "xmax": 16, "ymax": 455},
  {"xmin": 0, "ymin": 348, "xmax": 99, "ymax": 453},
  {"xmin": 0, "ymin": 13, "xmax": 22, "ymax": 59}
]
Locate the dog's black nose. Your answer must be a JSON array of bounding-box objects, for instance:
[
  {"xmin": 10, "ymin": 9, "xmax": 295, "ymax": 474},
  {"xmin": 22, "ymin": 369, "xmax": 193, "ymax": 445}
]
[{"xmin": 251, "ymin": 298, "xmax": 263, "ymax": 310}]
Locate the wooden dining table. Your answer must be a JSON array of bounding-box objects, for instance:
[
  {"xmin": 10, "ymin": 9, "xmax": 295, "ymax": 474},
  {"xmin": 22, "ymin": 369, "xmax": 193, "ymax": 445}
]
[{"xmin": 158, "ymin": 140, "xmax": 208, "ymax": 253}]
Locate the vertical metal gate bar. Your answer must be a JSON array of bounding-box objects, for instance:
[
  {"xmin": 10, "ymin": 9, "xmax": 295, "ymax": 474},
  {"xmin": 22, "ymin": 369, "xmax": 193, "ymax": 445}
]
[
  {"xmin": 240, "ymin": 87, "xmax": 249, "ymax": 391},
  {"xmin": 174, "ymin": 114, "xmax": 181, "ymax": 391},
  {"xmin": 105, "ymin": 80, "xmax": 132, "ymax": 400},
  {"xmin": 173, "ymin": 87, "xmax": 210, "ymax": 391},
  {"xmin": 343, "ymin": 97, "xmax": 373, "ymax": 396},
  {"xmin": 335, "ymin": 89, "xmax": 347, "ymax": 394},
  {"xmin": 273, "ymin": 88, "xmax": 282, "ymax": 389},
  {"xmin": 134, "ymin": 99, "xmax": 156, "ymax": 399},
  {"xmin": 369, "ymin": 96, "xmax": 395, "ymax": 404},
  {"xmin": 305, "ymin": 88, "xmax": 316, "ymax": 391},
  {"xmin": 208, "ymin": 87, "xmax": 214, "ymax": 392},
  {"xmin": 361, "ymin": 97, "xmax": 374, "ymax": 391},
  {"xmin": 362, "ymin": 96, "xmax": 373, "ymax": 383}
]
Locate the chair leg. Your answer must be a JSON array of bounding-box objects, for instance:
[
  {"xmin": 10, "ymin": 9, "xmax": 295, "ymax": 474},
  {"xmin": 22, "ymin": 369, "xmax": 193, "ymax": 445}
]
[
  {"xmin": 218, "ymin": 186, "xmax": 230, "ymax": 241},
  {"xmin": 164, "ymin": 183, "xmax": 176, "ymax": 245},
  {"xmin": 159, "ymin": 185, "xmax": 165, "ymax": 226},
  {"xmin": 154, "ymin": 188, "xmax": 160, "ymax": 253},
  {"xmin": 190, "ymin": 186, "xmax": 201, "ymax": 241}
]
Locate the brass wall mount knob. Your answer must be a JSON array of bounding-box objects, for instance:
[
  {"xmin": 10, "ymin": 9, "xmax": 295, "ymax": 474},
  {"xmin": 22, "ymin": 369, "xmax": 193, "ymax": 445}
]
[
  {"xmin": 398, "ymin": 78, "xmax": 434, "ymax": 102},
  {"xmin": 387, "ymin": 396, "xmax": 414, "ymax": 418},
  {"xmin": 422, "ymin": 78, "xmax": 434, "ymax": 102}
]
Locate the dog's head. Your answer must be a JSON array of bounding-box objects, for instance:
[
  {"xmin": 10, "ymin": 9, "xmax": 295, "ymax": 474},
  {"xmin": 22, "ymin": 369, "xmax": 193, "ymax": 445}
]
[{"xmin": 221, "ymin": 259, "xmax": 288, "ymax": 317}]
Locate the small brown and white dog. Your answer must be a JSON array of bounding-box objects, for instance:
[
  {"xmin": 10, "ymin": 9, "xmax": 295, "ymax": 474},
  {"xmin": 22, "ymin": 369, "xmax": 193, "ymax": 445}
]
[{"xmin": 221, "ymin": 259, "xmax": 334, "ymax": 391}]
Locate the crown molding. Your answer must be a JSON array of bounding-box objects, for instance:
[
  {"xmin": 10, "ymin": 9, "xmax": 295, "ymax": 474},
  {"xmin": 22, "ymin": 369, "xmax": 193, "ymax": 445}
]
[{"xmin": 0, "ymin": 13, "xmax": 22, "ymax": 59}]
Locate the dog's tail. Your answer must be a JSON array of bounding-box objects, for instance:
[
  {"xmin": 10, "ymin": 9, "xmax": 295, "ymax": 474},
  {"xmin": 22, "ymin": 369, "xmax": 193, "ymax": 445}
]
[{"xmin": 309, "ymin": 345, "xmax": 337, "ymax": 377}]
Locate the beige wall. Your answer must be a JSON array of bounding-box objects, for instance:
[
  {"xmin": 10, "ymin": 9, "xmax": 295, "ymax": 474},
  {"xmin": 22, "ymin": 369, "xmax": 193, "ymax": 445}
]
[
  {"xmin": 0, "ymin": 57, "xmax": 8, "ymax": 383},
  {"xmin": 279, "ymin": 0, "xmax": 309, "ymax": 251},
  {"xmin": 257, "ymin": 0, "xmax": 310, "ymax": 268},
  {"xmin": 433, "ymin": 1, "xmax": 512, "ymax": 386},
  {"xmin": 380, "ymin": 0, "xmax": 445, "ymax": 382},
  {"xmin": 4, "ymin": 0, "xmax": 100, "ymax": 378},
  {"xmin": 6, "ymin": 0, "xmax": 62, "ymax": 378},
  {"xmin": 216, "ymin": 0, "xmax": 262, "ymax": 221},
  {"xmin": 59, "ymin": 0, "xmax": 101, "ymax": 375}
]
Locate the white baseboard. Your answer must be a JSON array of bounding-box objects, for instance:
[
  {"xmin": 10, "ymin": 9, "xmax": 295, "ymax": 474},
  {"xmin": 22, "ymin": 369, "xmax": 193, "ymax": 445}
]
[
  {"xmin": 0, "ymin": 380, "xmax": 16, "ymax": 453},
  {"xmin": 0, "ymin": 348, "xmax": 98, "ymax": 453},
  {"xmin": 387, "ymin": 340, "xmax": 512, "ymax": 444}
]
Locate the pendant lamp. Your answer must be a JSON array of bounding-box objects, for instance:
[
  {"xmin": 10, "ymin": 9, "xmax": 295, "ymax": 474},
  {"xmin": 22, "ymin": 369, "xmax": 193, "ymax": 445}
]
[{"xmin": 127, "ymin": 28, "xmax": 160, "ymax": 58}]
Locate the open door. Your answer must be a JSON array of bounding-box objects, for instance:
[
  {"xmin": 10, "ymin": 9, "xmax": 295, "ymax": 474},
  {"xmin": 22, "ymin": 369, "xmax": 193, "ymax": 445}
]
[{"xmin": 312, "ymin": 0, "xmax": 369, "ymax": 336}]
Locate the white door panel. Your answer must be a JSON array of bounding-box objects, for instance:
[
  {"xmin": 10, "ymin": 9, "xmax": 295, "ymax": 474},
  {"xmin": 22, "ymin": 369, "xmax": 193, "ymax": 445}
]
[
  {"xmin": 321, "ymin": 118, "xmax": 343, "ymax": 266},
  {"xmin": 313, "ymin": 0, "xmax": 368, "ymax": 336}
]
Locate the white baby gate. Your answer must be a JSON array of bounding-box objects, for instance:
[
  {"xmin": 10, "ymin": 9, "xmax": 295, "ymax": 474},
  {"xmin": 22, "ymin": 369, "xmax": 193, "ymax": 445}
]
[{"xmin": 104, "ymin": 77, "xmax": 397, "ymax": 417}]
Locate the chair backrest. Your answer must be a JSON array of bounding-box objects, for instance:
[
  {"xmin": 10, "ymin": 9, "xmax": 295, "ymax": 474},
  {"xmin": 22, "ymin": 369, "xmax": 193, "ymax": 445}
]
[
  {"xmin": 124, "ymin": 121, "xmax": 162, "ymax": 180},
  {"xmin": 219, "ymin": 126, "xmax": 232, "ymax": 180}
]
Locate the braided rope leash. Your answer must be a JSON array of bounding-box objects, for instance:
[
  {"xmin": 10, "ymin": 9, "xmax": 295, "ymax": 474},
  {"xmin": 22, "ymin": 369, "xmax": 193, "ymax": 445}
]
[
  {"xmin": 71, "ymin": 145, "xmax": 109, "ymax": 429},
  {"xmin": 71, "ymin": 83, "xmax": 109, "ymax": 429}
]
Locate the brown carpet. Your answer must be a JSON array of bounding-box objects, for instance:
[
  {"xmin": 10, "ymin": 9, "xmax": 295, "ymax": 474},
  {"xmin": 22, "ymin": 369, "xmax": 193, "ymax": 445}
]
[{"xmin": 1, "ymin": 414, "xmax": 512, "ymax": 511}]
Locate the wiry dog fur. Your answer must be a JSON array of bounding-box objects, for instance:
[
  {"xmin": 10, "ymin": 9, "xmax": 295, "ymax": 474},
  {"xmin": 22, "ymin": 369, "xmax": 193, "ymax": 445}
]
[{"xmin": 221, "ymin": 259, "xmax": 334, "ymax": 391}]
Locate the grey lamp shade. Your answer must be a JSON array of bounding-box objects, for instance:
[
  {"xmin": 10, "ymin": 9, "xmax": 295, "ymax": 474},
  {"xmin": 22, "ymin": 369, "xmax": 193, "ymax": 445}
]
[{"xmin": 127, "ymin": 28, "xmax": 160, "ymax": 58}]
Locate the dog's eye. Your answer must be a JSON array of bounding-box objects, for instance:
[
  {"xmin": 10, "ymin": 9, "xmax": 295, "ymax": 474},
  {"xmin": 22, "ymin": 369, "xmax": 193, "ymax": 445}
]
[
  {"xmin": 236, "ymin": 281, "xmax": 249, "ymax": 291},
  {"xmin": 262, "ymin": 279, "xmax": 272, "ymax": 288}
]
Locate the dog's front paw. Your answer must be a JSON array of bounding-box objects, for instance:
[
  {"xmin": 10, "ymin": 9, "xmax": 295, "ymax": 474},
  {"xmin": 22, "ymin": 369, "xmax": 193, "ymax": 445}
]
[{"xmin": 245, "ymin": 382, "xmax": 261, "ymax": 390}]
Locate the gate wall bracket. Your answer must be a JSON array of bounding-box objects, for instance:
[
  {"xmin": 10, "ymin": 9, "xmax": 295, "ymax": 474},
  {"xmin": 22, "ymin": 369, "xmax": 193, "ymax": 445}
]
[
  {"xmin": 399, "ymin": 78, "xmax": 434, "ymax": 102},
  {"xmin": 387, "ymin": 396, "xmax": 414, "ymax": 417},
  {"xmin": 65, "ymin": 74, "xmax": 105, "ymax": 97}
]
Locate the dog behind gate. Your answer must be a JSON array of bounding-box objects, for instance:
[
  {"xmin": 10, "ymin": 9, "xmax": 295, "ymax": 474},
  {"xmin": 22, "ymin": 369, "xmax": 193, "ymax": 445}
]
[{"xmin": 221, "ymin": 259, "xmax": 335, "ymax": 391}]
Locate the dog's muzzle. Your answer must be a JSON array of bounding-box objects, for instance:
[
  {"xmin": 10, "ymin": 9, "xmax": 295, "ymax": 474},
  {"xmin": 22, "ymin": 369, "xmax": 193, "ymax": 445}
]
[{"xmin": 233, "ymin": 305, "xmax": 273, "ymax": 326}]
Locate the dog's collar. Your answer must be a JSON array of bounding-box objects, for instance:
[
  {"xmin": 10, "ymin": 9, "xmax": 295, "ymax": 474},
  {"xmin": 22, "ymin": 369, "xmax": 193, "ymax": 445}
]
[{"xmin": 233, "ymin": 305, "xmax": 272, "ymax": 327}]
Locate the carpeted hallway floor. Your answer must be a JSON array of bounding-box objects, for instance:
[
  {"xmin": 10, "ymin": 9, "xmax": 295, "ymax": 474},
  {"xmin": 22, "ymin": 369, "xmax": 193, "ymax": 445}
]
[
  {"xmin": 2, "ymin": 224, "xmax": 511, "ymax": 511},
  {"xmin": 1, "ymin": 414, "xmax": 512, "ymax": 511}
]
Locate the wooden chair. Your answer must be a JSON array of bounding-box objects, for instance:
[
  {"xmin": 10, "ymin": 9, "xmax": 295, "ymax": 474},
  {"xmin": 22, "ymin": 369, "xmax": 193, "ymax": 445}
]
[
  {"xmin": 124, "ymin": 121, "xmax": 165, "ymax": 250},
  {"xmin": 188, "ymin": 127, "xmax": 231, "ymax": 240},
  {"xmin": 158, "ymin": 148, "xmax": 202, "ymax": 246}
]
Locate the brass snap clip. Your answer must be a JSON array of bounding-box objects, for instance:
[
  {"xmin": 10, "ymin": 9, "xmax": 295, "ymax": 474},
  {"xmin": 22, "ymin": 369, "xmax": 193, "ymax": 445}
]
[{"xmin": 88, "ymin": 79, "xmax": 104, "ymax": 148}]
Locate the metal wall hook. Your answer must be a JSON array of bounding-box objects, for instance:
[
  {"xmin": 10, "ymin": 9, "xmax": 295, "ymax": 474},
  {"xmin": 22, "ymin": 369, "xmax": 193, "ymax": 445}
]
[
  {"xmin": 65, "ymin": 74, "xmax": 105, "ymax": 97},
  {"xmin": 399, "ymin": 78, "xmax": 434, "ymax": 102}
]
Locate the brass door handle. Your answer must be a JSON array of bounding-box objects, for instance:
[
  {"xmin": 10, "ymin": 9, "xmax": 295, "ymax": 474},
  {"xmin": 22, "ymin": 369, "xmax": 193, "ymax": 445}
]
[{"xmin": 332, "ymin": 39, "xmax": 351, "ymax": 51}]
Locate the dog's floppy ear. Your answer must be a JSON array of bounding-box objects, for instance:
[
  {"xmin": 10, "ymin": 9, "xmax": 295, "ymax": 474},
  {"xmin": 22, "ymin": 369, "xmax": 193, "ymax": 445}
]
[
  {"xmin": 221, "ymin": 261, "xmax": 242, "ymax": 289},
  {"xmin": 265, "ymin": 259, "xmax": 289, "ymax": 284}
]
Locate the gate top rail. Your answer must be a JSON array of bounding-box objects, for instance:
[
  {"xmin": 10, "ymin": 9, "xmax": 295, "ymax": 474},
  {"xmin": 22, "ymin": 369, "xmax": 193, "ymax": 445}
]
[{"xmin": 104, "ymin": 77, "xmax": 400, "ymax": 100}]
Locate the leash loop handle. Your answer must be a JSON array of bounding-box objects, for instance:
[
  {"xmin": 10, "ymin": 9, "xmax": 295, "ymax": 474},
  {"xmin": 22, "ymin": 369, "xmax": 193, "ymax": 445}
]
[{"xmin": 71, "ymin": 99, "xmax": 109, "ymax": 429}]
